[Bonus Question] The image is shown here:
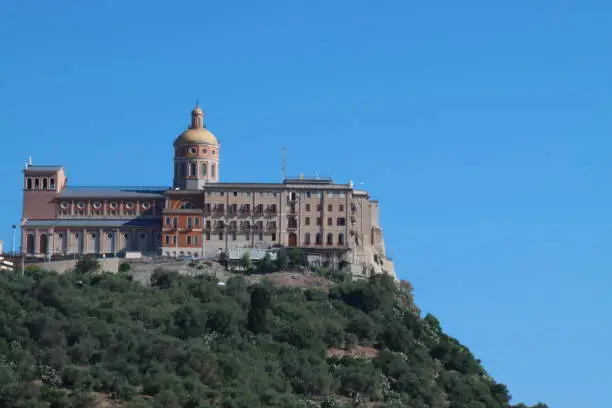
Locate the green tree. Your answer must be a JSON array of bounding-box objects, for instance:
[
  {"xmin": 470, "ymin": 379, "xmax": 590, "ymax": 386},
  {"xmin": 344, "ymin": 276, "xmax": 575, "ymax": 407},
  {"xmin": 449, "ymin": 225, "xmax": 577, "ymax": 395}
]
[
  {"xmin": 247, "ymin": 285, "xmax": 270, "ymax": 334},
  {"xmin": 239, "ymin": 252, "xmax": 252, "ymax": 271},
  {"xmin": 73, "ymin": 255, "xmax": 101, "ymax": 274}
]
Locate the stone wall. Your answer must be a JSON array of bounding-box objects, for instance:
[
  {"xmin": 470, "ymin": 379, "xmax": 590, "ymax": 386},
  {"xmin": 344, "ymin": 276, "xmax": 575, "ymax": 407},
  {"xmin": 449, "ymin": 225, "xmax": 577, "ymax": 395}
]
[{"xmin": 30, "ymin": 258, "xmax": 119, "ymax": 274}]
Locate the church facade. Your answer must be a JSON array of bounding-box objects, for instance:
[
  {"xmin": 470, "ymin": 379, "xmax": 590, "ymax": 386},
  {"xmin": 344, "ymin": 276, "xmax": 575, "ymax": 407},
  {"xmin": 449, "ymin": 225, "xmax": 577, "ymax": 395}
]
[{"xmin": 20, "ymin": 106, "xmax": 394, "ymax": 276}]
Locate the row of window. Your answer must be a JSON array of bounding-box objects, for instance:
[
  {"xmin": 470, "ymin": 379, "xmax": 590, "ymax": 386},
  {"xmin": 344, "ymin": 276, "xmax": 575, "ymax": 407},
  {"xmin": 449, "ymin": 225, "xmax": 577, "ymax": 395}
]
[
  {"xmin": 301, "ymin": 232, "xmax": 346, "ymax": 246},
  {"xmin": 164, "ymin": 235, "xmax": 200, "ymax": 245},
  {"xmin": 25, "ymin": 177, "xmax": 56, "ymax": 191},
  {"xmin": 288, "ymin": 217, "xmax": 346, "ymax": 228},
  {"xmin": 60, "ymin": 200, "xmax": 152, "ymax": 211},
  {"xmin": 176, "ymin": 161, "xmax": 217, "ymax": 178},
  {"xmin": 175, "ymin": 202, "xmax": 345, "ymax": 214},
  {"xmin": 290, "ymin": 203, "xmax": 344, "ymax": 212},
  {"xmin": 288, "ymin": 191, "xmax": 346, "ymax": 199},
  {"xmin": 164, "ymin": 232, "xmax": 277, "ymax": 244},
  {"xmin": 204, "ymin": 191, "xmax": 347, "ymax": 198},
  {"xmin": 35, "ymin": 231, "xmax": 160, "ymax": 240},
  {"xmin": 178, "ymin": 146, "xmax": 217, "ymax": 156}
]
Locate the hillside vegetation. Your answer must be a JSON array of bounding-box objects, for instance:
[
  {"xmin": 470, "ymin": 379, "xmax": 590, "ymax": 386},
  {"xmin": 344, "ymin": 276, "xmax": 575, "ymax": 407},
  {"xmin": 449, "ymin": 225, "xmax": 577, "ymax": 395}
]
[{"xmin": 0, "ymin": 262, "xmax": 547, "ymax": 408}]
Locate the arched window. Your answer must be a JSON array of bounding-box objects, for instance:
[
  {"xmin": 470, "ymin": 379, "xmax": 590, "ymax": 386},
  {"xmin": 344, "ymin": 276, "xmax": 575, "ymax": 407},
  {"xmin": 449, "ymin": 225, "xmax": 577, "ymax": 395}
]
[
  {"xmin": 172, "ymin": 217, "xmax": 178, "ymax": 228},
  {"xmin": 304, "ymin": 232, "xmax": 311, "ymax": 245},
  {"xmin": 189, "ymin": 162, "xmax": 197, "ymax": 177},
  {"xmin": 49, "ymin": 178, "xmax": 55, "ymax": 189},
  {"xmin": 327, "ymin": 233, "xmax": 333, "ymax": 245},
  {"xmin": 315, "ymin": 233, "xmax": 322, "ymax": 245},
  {"xmin": 338, "ymin": 233, "xmax": 345, "ymax": 246},
  {"xmin": 201, "ymin": 162, "xmax": 207, "ymax": 176},
  {"xmin": 42, "ymin": 178, "xmax": 48, "ymax": 190},
  {"xmin": 34, "ymin": 179, "xmax": 40, "ymax": 189},
  {"xmin": 194, "ymin": 218, "xmax": 200, "ymax": 227},
  {"xmin": 211, "ymin": 164, "xmax": 216, "ymax": 178},
  {"xmin": 26, "ymin": 234, "xmax": 34, "ymax": 254},
  {"xmin": 26, "ymin": 178, "xmax": 32, "ymax": 190}
]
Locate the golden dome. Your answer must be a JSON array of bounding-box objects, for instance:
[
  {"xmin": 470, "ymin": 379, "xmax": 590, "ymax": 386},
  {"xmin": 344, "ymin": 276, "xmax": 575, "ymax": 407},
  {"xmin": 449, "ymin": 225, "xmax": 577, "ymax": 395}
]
[
  {"xmin": 174, "ymin": 127, "xmax": 219, "ymax": 146},
  {"xmin": 174, "ymin": 105, "xmax": 219, "ymax": 146}
]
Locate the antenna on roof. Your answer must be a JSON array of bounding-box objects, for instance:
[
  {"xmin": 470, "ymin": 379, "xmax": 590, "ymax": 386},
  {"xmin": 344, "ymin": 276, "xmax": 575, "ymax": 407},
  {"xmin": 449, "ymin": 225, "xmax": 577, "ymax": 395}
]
[
  {"xmin": 28, "ymin": 156, "xmax": 32, "ymax": 166},
  {"xmin": 281, "ymin": 148, "xmax": 287, "ymax": 180}
]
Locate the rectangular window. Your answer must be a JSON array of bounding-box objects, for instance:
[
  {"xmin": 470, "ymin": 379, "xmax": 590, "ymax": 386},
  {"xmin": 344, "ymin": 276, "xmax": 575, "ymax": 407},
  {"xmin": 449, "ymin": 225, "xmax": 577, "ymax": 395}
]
[
  {"xmin": 218, "ymin": 233, "xmax": 223, "ymax": 240},
  {"xmin": 271, "ymin": 232, "xmax": 276, "ymax": 241},
  {"xmin": 305, "ymin": 217, "xmax": 310, "ymax": 226},
  {"xmin": 305, "ymin": 204, "xmax": 310, "ymax": 211},
  {"xmin": 165, "ymin": 235, "xmax": 170, "ymax": 245},
  {"xmin": 328, "ymin": 204, "xmax": 332, "ymax": 212},
  {"xmin": 194, "ymin": 236, "xmax": 199, "ymax": 245},
  {"xmin": 258, "ymin": 232, "xmax": 263, "ymax": 241},
  {"xmin": 317, "ymin": 204, "xmax": 322, "ymax": 211},
  {"xmin": 172, "ymin": 235, "xmax": 177, "ymax": 244},
  {"xmin": 187, "ymin": 236, "xmax": 192, "ymax": 245},
  {"xmin": 206, "ymin": 232, "xmax": 210, "ymax": 241},
  {"xmin": 306, "ymin": 191, "xmax": 311, "ymax": 198},
  {"xmin": 339, "ymin": 204, "xmax": 344, "ymax": 212},
  {"xmin": 337, "ymin": 217, "xmax": 346, "ymax": 226},
  {"xmin": 327, "ymin": 217, "xmax": 332, "ymax": 226},
  {"xmin": 232, "ymin": 233, "xmax": 237, "ymax": 241},
  {"xmin": 316, "ymin": 217, "xmax": 321, "ymax": 226}
]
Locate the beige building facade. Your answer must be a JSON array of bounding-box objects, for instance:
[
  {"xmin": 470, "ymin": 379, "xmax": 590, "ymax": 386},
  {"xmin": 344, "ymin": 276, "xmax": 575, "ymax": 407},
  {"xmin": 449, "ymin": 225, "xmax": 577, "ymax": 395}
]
[{"xmin": 20, "ymin": 105, "xmax": 394, "ymax": 278}]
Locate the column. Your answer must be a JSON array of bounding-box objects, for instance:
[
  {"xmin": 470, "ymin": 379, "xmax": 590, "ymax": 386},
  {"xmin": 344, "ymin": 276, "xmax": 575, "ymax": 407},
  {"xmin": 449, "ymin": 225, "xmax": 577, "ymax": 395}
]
[
  {"xmin": 98, "ymin": 228, "xmax": 104, "ymax": 254},
  {"xmin": 34, "ymin": 229, "xmax": 40, "ymax": 256},
  {"xmin": 66, "ymin": 229, "xmax": 72, "ymax": 255},
  {"xmin": 47, "ymin": 228, "xmax": 54, "ymax": 260},
  {"xmin": 82, "ymin": 228, "xmax": 87, "ymax": 254},
  {"xmin": 114, "ymin": 229, "xmax": 120, "ymax": 256}
]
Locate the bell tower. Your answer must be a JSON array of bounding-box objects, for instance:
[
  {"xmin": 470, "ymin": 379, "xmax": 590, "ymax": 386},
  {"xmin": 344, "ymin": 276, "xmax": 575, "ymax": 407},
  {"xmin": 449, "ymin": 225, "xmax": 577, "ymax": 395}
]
[{"xmin": 173, "ymin": 105, "xmax": 220, "ymax": 190}]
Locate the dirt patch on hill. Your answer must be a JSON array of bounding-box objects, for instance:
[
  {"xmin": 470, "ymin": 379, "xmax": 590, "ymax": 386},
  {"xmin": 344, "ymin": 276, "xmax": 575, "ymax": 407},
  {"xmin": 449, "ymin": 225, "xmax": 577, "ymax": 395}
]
[
  {"xmin": 327, "ymin": 345, "xmax": 379, "ymax": 359},
  {"xmin": 90, "ymin": 392, "xmax": 123, "ymax": 408},
  {"xmin": 246, "ymin": 272, "xmax": 332, "ymax": 291}
]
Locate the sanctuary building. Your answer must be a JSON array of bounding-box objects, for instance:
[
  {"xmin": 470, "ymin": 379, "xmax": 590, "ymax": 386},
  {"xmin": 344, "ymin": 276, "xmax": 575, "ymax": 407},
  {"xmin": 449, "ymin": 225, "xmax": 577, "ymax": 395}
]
[{"xmin": 20, "ymin": 105, "xmax": 394, "ymax": 276}]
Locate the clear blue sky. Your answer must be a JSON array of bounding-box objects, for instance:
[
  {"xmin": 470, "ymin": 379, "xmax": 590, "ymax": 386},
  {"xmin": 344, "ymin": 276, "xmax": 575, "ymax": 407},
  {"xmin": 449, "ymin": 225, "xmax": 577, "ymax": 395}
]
[{"xmin": 1, "ymin": 1, "xmax": 609, "ymax": 406}]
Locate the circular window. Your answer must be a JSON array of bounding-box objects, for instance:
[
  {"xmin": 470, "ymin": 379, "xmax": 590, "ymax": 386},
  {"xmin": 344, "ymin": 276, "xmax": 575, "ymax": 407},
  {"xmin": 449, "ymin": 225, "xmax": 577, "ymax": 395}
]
[
  {"xmin": 212, "ymin": 149, "xmax": 216, "ymax": 155},
  {"xmin": 202, "ymin": 148, "xmax": 208, "ymax": 154},
  {"xmin": 74, "ymin": 233, "xmax": 79, "ymax": 238},
  {"xmin": 77, "ymin": 201, "xmax": 86, "ymax": 209},
  {"xmin": 189, "ymin": 147, "xmax": 197, "ymax": 154},
  {"xmin": 58, "ymin": 233, "xmax": 63, "ymax": 239},
  {"xmin": 107, "ymin": 233, "xmax": 113, "ymax": 239},
  {"xmin": 124, "ymin": 233, "xmax": 129, "ymax": 238},
  {"xmin": 110, "ymin": 201, "xmax": 118, "ymax": 209},
  {"xmin": 140, "ymin": 233, "xmax": 146, "ymax": 239},
  {"xmin": 142, "ymin": 201, "xmax": 151, "ymax": 209},
  {"xmin": 60, "ymin": 201, "xmax": 69, "ymax": 209},
  {"xmin": 93, "ymin": 201, "xmax": 102, "ymax": 209},
  {"xmin": 91, "ymin": 233, "xmax": 97, "ymax": 239},
  {"xmin": 125, "ymin": 201, "xmax": 134, "ymax": 209}
]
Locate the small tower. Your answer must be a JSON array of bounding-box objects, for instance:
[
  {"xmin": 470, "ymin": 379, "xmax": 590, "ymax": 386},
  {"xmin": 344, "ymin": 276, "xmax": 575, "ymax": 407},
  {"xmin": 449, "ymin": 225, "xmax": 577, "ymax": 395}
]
[{"xmin": 173, "ymin": 105, "xmax": 220, "ymax": 189}]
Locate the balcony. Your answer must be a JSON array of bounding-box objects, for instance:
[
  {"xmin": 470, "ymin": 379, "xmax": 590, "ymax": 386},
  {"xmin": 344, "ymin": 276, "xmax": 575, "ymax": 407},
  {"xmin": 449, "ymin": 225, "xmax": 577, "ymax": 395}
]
[{"xmin": 240, "ymin": 225, "xmax": 251, "ymax": 232}]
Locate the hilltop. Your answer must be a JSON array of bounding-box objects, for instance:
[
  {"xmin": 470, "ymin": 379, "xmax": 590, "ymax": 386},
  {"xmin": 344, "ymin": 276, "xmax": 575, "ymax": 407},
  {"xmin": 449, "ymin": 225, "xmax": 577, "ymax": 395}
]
[{"xmin": 0, "ymin": 259, "xmax": 547, "ymax": 408}]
